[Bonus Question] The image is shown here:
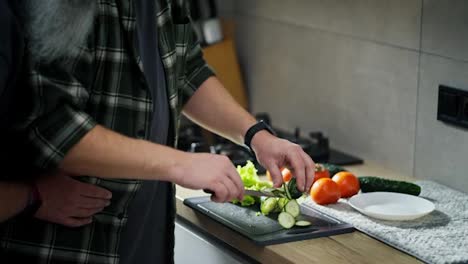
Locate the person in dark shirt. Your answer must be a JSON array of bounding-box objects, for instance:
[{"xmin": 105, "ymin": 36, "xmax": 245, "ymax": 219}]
[
  {"xmin": 1, "ymin": 0, "xmax": 316, "ymax": 263},
  {"xmin": 0, "ymin": 0, "xmax": 113, "ymax": 228}
]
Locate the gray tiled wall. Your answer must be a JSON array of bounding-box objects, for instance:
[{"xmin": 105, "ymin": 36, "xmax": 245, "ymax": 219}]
[
  {"xmin": 415, "ymin": 54, "xmax": 468, "ymax": 192},
  {"xmin": 235, "ymin": 0, "xmax": 422, "ymax": 50},
  {"xmin": 421, "ymin": 0, "xmax": 468, "ymax": 62},
  {"xmin": 216, "ymin": 1, "xmax": 468, "ymax": 192},
  {"xmin": 235, "ymin": 16, "xmax": 419, "ymax": 176}
]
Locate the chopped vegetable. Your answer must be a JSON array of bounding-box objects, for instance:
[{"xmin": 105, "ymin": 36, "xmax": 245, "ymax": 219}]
[
  {"xmin": 284, "ymin": 200, "xmax": 300, "ymax": 218},
  {"xmin": 278, "ymin": 212, "xmax": 295, "ymax": 229},
  {"xmin": 236, "ymin": 160, "xmax": 259, "ymax": 187},
  {"xmin": 232, "ymin": 161, "xmax": 311, "ymax": 230},
  {"xmin": 295, "ymin": 220, "xmax": 312, "ymax": 227},
  {"xmin": 233, "ymin": 161, "xmax": 273, "ymax": 206},
  {"xmin": 275, "ymin": 198, "xmax": 289, "ymax": 213},
  {"xmin": 260, "ymin": 197, "xmax": 278, "ymax": 215},
  {"xmin": 232, "ymin": 195, "xmax": 256, "ymax": 207},
  {"xmin": 252, "ymin": 180, "xmax": 273, "ymax": 190}
]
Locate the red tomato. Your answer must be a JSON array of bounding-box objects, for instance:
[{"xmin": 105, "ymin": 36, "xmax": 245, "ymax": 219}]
[
  {"xmin": 314, "ymin": 164, "xmax": 331, "ymax": 183},
  {"xmin": 310, "ymin": 178, "xmax": 341, "ymax": 205},
  {"xmin": 266, "ymin": 168, "xmax": 293, "ymax": 182},
  {"xmin": 332, "ymin": 172, "xmax": 360, "ymax": 198}
]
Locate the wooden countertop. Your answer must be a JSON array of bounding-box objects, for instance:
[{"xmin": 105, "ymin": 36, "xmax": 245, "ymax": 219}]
[{"xmin": 175, "ymin": 161, "xmax": 423, "ymax": 264}]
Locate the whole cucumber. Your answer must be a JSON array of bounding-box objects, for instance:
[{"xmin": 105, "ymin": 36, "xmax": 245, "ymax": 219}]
[{"xmin": 359, "ymin": 176, "xmax": 421, "ymax": 196}]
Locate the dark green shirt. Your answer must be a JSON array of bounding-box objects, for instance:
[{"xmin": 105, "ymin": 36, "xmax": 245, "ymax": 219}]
[{"xmin": 0, "ymin": 0, "xmax": 214, "ymax": 263}]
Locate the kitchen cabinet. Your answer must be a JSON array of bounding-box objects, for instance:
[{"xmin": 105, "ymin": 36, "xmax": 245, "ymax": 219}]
[{"xmin": 174, "ymin": 220, "xmax": 246, "ymax": 264}]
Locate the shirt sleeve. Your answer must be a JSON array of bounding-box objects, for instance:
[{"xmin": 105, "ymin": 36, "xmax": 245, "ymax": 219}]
[
  {"xmin": 19, "ymin": 61, "xmax": 97, "ymax": 170},
  {"xmin": 179, "ymin": 14, "xmax": 216, "ymax": 105}
]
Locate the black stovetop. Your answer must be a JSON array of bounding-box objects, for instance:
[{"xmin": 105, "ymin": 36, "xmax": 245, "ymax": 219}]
[{"xmin": 177, "ymin": 115, "xmax": 363, "ymax": 173}]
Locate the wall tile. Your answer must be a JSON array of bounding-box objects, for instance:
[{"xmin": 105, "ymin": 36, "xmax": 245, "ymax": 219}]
[
  {"xmin": 235, "ymin": 17, "xmax": 419, "ymax": 175},
  {"xmin": 235, "ymin": 0, "xmax": 421, "ymax": 50},
  {"xmin": 422, "ymin": 0, "xmax": 468, "ymax": 61},
  {"xmin": 414, "ymin": 54, "xmax": 468, "ymax": 193},
  {"xmin": 215, "ymin": 0, "xmax": 236, "ymax": 18}
]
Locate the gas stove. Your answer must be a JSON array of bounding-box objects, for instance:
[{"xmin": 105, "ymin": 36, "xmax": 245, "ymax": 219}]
[{"xmin": 177, "ymin": 114, "xmax": 363, "ymax": 173}]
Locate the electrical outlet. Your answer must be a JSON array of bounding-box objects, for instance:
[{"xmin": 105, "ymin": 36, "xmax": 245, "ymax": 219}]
[{"xmin": 438, "ymin": 85, "xmax": 468, "ymax": 129}]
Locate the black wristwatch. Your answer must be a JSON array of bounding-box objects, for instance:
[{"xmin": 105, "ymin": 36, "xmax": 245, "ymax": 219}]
[
  {"xmin": 244, "ymin": 120, "xmax": 276, "ymax": 155},
  {"xmin": 21, "ymin": 184, "xmax": 42, "ymax": 217}
]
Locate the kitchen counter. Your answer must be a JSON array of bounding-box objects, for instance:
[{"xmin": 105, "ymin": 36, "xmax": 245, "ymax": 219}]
[{"xmin": 175, "ymin": 161, "xmax": 424, "ymax": 264}]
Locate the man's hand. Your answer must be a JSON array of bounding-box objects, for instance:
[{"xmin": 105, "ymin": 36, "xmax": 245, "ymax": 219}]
[
  {"xmin": 170, "ymin": 153, "xmax": 244, "ymax": 203},
  {"xmin": 251, "ymin": 131, "xmax": 315, "ymax": 192},
  {"xmin": 35, "ymin": 171, "xmax": 112, "ymax": 227}
]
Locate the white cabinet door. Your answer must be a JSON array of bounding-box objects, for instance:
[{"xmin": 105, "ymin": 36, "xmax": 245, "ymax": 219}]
[{"xmin": 174, "ymin": 220, "xmax": 245, "ymax": 264}]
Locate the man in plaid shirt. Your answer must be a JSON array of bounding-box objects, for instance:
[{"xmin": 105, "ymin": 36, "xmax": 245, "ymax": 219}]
[{"xmin": 0, "ymin": 0, "xmax": 315, "ymax": 263}]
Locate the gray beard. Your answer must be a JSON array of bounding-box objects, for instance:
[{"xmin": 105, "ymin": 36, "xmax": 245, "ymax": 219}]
[{"xmin": 17, "ymin": 0, "xmax": 97, "ymax": 63}]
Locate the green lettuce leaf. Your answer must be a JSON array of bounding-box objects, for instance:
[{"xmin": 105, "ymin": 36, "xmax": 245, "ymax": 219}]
[{"xmin": 236, "ymin": 160, "xmax": 260, "ymax": 187}]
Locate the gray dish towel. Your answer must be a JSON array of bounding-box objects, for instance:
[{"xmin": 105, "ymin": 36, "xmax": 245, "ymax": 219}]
[{"xmin": 303, "ymin": 181, "xmax": 468, "ymax": 264}]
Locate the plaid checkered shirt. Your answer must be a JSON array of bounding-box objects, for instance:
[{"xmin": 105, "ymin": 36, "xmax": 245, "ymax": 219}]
[{"xmin": 0, "ymin": 0, "xmax": 214, "ymax": 263}]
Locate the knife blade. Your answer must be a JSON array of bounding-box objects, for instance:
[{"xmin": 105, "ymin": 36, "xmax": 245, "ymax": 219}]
[
  {"xmin": 203, "ymin": 188, "xmax": 285, "ymax": 198},
  {"xmin": 243, "ymin": 189, "xmax": 278, "ymax": 197}
]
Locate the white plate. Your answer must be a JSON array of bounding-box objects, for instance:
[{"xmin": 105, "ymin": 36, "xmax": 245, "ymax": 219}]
[{"xmin": 348, "ymin": 192, "xmax": 435, "ymax": 221}]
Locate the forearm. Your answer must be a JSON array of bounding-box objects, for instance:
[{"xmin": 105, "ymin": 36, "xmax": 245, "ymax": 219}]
[
  {"xmin": 0, "ymin": 182, "xmax": 30, "ymax": 222},
  {"xmin": 60, "ymin": 125, "xmax": 186, "ymax": 181},
  {"xmin": 183, "ymin": 77, "xmax": 257, "ymax": 145}
]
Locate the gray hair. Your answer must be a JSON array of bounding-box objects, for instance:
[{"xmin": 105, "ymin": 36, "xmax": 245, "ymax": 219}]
[{"xmin": 18, "ymin": 0, "xmax": 97, "ymax": 63}]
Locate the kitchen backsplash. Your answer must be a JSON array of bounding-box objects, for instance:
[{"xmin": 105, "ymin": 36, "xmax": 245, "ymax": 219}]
[{"xmin": 216, "ymin": 0, "xmax": 468, "ymax": 193}]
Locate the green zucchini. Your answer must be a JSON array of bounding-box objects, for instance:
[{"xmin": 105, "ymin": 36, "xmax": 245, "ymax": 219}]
[
  {"xmin": 359, "ymin": 176, "xmax": 421, "ymax": 196},
  {"xmin": 278, "ymin": 212, "xmax": 295, "ymax": 229}
]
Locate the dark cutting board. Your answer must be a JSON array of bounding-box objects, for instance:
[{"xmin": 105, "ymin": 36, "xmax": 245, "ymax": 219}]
[{"xmin": 184, "ymin": 196, "xmax": 354, "ymax": 246}]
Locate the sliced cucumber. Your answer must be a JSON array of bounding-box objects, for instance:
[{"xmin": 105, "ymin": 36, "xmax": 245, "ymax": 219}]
[
  {"xmin": 260, "ymin": 197, "xmax": 278, "ymax": 216},
  {"xmin": 295, "ymin": 220, "xmax": 312, "ymax": 227},
  {"xmin": 284, "ymin": 200, "xmax": 300, "ymax": 218},
  {"xmin": 278, "ymin": 212, "xmax": 295, "ymax": 229},
  {"xmin": 277, "ymin": 198, "xmax": 289, "ymax": 212}
]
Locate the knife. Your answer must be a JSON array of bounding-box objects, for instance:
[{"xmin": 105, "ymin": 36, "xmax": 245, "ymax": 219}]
[
  {"xmin": 244, "ymin": 189, "xmax": 279, "ymax": 197},
  {"xmin": 204, "ymin": 188, "xmax": 285, "ymax": 198}
]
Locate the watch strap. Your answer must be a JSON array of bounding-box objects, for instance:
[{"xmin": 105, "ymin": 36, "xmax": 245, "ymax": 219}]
[{"xmin": 244, "ymin": 120, "xmax": 276, "ymax": 152}]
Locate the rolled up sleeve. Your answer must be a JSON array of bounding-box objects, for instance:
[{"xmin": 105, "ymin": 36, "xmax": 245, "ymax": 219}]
[{"xmin": 21, "ymin": 64, "xmax": 97, "ymax": 169}]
